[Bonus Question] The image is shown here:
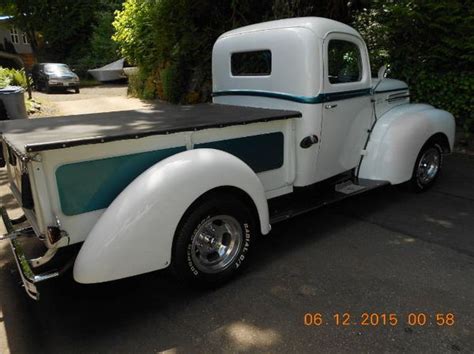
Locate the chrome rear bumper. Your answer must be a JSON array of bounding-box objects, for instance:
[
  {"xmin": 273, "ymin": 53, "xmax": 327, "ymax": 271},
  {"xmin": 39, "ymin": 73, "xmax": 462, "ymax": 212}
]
[{"xmin": 1, "ymin": 207, "xmax": 59, "ymax": 300}]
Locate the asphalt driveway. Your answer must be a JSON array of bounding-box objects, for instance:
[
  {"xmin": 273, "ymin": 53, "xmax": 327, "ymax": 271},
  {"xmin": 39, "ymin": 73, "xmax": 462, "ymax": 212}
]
[{"xmin": 0, "ymin": 152, "xmax": 473, "ymax": 353}]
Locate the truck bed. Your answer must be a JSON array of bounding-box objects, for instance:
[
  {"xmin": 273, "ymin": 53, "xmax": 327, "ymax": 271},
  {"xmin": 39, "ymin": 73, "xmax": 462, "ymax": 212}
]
[{"xmin": 0, "ymin": 103, "xmax": 301, "ymax": 155}]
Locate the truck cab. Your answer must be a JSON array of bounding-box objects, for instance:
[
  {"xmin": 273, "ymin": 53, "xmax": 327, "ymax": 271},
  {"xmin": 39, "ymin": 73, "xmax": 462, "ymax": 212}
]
[
  {"xmin": 214, "ymin": 18, "xmax": 408, "ymax": 186},
  {"xmin": 0, "ymin": 18, "xmax": 455, "ymax": 299}
]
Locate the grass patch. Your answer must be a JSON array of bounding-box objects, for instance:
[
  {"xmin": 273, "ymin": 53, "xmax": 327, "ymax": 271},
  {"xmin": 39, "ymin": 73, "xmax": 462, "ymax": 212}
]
[{"xmin": 25, "ymin": 98, "xmax": 42, "ymax": 114}]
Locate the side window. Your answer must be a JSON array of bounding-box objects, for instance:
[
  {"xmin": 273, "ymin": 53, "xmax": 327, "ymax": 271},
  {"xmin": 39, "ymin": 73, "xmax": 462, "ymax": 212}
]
[
  {"xmin": 231, "ymin": 50, "xmax": 271, "ymax": 76},
  {"xmin": 327, "ymin": 40, "xmax": 362, "ymax": 84}
]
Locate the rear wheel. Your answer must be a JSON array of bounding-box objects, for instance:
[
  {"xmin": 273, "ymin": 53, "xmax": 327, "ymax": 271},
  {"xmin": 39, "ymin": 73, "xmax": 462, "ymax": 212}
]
[
  {"xmin": 172, "ymin": 194, "xmax": 255, "ymax": 286},
  {"xmin": 410, "ymin": 141, "xmax": 443, "ymax": 192}
]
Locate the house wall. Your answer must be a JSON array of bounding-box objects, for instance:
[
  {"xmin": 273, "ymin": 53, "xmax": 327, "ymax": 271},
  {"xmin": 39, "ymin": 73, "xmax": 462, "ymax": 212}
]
[{"xmin": 0, "ymin": 20, "xmax": 35, "ymax": 69}]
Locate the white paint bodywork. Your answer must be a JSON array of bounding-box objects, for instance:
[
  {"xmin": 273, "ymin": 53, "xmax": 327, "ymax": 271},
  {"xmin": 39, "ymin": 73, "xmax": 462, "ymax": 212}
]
[
  {"xmin": 73, "ymin": 149, "xmax": 270, "ymax": 283},
  {"xmin": 317, "ymin": 31, "xmax": 372, "ymax": 181},
  {"xmin": 373, "ymin": 78, "xmax": 410, "ymax": 117},
  {"xmin": 28, "ymin": 118, "xmax": 292, "ymax": 249},
  {"xmin": 213, "ymin": 17, "xmax": 374, "ymax": 187},
  {"xmin": 213, "ymin": 26, "xmax": 322, "ymax": 99},
  {"xmin": 5, "ymin": 17, "xmax": 456, "ymax": 285},
  {"xmin": 358, "ymin": 104, "xmax": 455, "ymax": 184}
]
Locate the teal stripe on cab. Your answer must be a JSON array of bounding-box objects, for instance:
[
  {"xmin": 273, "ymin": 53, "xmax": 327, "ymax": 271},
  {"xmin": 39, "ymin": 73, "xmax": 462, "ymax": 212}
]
[
  {"xmin": 212, "ymin": 88, "xmax": 371, "ymax": 104},
  {"xmin": 195, "ymin": 132, "xmax": 284, "ymax": 173},
  {"xmin": 56, "ymin": 146, "xmax": 186, "ymax": 216}
]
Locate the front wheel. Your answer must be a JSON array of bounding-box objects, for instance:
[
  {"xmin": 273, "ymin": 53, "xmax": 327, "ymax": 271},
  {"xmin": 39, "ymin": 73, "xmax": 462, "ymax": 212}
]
[
  {"xmin": 410, "ymin": 141, "xmax": 443, "ymax": 192},
  {"xmin": 171, "ymin": 194, "xmax": 255, "ymax": 287}
]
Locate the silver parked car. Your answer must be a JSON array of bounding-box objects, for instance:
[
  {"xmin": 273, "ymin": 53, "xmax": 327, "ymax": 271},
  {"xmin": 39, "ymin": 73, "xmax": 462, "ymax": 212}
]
[{"xmin": 32, "ymin": 63, "xmax": 80, "ymax": 93}]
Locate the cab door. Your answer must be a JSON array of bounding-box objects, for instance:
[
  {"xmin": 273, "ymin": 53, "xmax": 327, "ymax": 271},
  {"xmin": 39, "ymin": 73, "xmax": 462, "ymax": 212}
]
[{"xmin": 314, "ymin": 33, "xmax": 372, "ymax": 182}]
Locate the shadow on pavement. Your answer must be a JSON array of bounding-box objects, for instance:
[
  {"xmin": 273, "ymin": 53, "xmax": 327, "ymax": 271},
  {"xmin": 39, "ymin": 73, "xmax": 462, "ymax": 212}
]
[{"xmin": 0, "ymin": 156, "xmax": 473, "ymax": 353}]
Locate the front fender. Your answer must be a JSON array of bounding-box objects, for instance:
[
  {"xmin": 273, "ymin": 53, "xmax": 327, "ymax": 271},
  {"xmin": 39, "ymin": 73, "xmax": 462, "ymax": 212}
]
[
  {"xmin": 358, "ymin": 104, "xmax": 455, "ymax": 184},
  {"xmin": 73, "ymin": 148, "xmax": 270, "ymax": 284}
]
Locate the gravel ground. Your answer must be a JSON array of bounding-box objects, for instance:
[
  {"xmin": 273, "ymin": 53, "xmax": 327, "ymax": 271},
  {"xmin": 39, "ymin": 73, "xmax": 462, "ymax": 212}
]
[{"xmin": 30, "ymin": 84, "xmax": 150, "ymax": 117}]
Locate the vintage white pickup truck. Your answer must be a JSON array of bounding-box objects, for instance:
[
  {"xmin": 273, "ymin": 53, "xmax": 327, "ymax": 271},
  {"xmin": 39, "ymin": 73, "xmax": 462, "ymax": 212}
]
[{"xmin": 0, "ymin": 18, "xmax": 455, "ymax": 299}]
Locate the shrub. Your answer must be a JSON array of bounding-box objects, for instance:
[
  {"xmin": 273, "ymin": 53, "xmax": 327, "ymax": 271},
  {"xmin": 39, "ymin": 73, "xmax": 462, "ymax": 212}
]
[
  {"xmin": 0, "ymin": 67, "xmax": 31, "ymax": 89},
  {"xmin": 161, "ymin": 61, "xmax": 187, "ymax": 103},
  {"xmin": 354, "ymin": 0, "xmax": 474, "ymax": 132},
  {"xmin": 409, "ymin": 71, "xmax": 474, "ymax": 134},
  {"xmin": 112, "ymin": 0, "xmax": 276, "ymax": 102},
  {"xmin": 126, "ymin": 70, "xmax": 143, "ymax": 98}
]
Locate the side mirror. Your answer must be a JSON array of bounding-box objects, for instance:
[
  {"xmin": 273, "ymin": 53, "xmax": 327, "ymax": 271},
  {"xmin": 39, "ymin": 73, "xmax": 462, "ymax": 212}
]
[
  {"xmin": 377, "ymin": 65, "xmax": 390, "ymax": 80},
  {"xmin": 372, "ymin": 65, "xmax": 391, "ymax": 95}
]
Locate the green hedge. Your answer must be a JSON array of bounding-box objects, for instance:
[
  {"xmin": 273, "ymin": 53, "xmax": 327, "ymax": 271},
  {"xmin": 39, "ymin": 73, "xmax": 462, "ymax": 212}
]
[
  {"xmin": 112, "ymin": 0, "xmax": 277, "ymax": 103},
  {"xmin": 409, "ymin": 71, "xmax": 474, "ymax": 133},
  {"xmin": 354, "ymin": 0, "xmax": 474, "ymax": 132}
]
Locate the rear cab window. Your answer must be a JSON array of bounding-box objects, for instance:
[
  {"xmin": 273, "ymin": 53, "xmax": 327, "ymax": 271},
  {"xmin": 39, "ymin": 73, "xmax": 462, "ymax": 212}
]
[{"xmin": 231, "ymin": 50, "xmax": 272, "ymax": 76}]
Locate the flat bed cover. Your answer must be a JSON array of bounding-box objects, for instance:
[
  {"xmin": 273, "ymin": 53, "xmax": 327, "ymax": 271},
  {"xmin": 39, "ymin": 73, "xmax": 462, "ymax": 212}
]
[{"xmin": 0, "ymin": 103, "xmax": 301, "ymax": 155}]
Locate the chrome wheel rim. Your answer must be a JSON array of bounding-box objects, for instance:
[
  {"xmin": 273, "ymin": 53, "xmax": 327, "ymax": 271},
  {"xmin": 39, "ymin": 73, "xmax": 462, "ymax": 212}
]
[
  {"xmin": 191, "ymin": 215, "xmax": 243, "ymax": 273},
  {"xmin": 416, "ymin": 147, "xmax": 440, "ymax": 185}
]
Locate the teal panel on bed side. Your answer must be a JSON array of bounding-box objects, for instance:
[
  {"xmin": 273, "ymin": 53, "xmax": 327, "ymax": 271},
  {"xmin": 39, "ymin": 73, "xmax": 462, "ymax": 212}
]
[
  {"xmin": 56, "ymin": 133, "xmax": 284, "ymax": 216},
  {"xmin": 56, "ymin": 146, "xmax": 186, "ymax": 216},
  {"xmin": 195, "ymin": 132, "xmax": 284, "ymax": 173}
]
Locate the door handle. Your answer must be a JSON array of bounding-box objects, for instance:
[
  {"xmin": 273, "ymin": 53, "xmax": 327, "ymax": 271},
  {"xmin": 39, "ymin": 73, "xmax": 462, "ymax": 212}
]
[
  {"xmin": 325, "ymin": 104, "xmax": 338, "ymax": 109},
  {"xmin": 300, "ymin": 135, "xmax": 319, "ymax": 149}
]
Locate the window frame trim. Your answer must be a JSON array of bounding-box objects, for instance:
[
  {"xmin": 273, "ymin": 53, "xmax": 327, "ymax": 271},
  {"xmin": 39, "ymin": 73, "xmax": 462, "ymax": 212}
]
[
  {"xmin": 21, "ymin": 32, "xmax": 29, "ymax": 44},
  {"xmin": 322, "ymin": 32, "xmax": 370, "ymax": 93},
  {"xmin": 327, "ymin": 39, "xmax": 363, "ymax": 85},
  {"xmin": 10, "ymin": 27, "xmax": 19, "ymax": 44}
]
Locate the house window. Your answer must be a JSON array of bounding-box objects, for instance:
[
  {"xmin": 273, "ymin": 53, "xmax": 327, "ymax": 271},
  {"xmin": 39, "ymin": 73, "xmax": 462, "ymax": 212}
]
[
  {"xmin": 10, "ymin": 27, "xmax": 19, "ymax": 44},
  {"xmin": 231, "ymin": 50, "xmax": 272, "ymax": 76},
  {"xmin": 22, "ymin": 32, "xmax": 29, "ymax": 44}
]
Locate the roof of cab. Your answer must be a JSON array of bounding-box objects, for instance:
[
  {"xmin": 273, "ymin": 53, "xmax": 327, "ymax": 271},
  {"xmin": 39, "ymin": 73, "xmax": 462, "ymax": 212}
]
[{"xmin": 220, "ymin": 17, "xmax": 361, "ymax": 40}]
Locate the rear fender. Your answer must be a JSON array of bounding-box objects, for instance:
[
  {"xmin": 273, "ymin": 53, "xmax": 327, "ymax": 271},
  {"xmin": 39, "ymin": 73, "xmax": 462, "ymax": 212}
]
[
  {"xmin": 358, "ymin": 104, "xmax": 455, "ymax": 184},
  {"xmin": 73, "ymin": 149, "xmax": 269, "ymax": 284}
]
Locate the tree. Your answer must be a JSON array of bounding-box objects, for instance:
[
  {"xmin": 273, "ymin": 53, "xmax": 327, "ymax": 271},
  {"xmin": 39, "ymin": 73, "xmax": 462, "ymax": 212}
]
[
  {"xmin": 68, "ymin": 0, "xmax": 123, "ymax": 76},
  {"xmin": 355, "ymin": 0, "xmax": 473, "ymax": 75},
  {"xmin": 354, "ymin": 0, "xmax": 474, "ymax": 132},
  {"xmin": 0, "ymin": 1, "xmax": 39, "ymax": 54},
  {"xmin": 0, "ymin": 0, "xmax": 99, "ymax": 61},
  {"xmin": 112, "ymin": 0, "xmax": 367, "ymax": 103}
]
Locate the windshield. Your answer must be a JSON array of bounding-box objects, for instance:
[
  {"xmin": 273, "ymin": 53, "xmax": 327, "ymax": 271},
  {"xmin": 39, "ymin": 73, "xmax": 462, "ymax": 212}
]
[{"xmin": 44, "ymin": 64, "xmax": 72, "ymax": 75}]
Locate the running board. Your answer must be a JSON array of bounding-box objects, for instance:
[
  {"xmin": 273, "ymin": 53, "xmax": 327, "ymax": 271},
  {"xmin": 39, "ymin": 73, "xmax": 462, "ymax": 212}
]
[{"xmin": 269, "ymin": 178, "xmax": 389, "ymax": 224}]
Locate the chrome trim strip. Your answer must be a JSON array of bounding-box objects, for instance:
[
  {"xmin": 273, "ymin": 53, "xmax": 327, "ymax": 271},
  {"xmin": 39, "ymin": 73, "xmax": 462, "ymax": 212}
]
[
  {"xmin": 375, "ymin": 87, "xmax": 408, "ymax": 94},
  {"xmin": 386, "ymin": 94, "xmax": 410, "ymax": 103}
]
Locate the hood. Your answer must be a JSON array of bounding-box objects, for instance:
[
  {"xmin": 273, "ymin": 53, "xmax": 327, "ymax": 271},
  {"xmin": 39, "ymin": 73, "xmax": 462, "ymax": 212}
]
[
  {"xmin": 373, "ymin": 78, "xmax": 410, "ymax": 118},
  {"xmin": 373, "ymin": 78, "xmax": 408, "ymax": 93}
]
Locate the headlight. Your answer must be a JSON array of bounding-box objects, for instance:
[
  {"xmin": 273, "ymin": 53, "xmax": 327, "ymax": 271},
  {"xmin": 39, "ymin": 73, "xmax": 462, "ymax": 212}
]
[{"xmin": 48, "ymin": 79, "xmax": 58, "ymax": 84}]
